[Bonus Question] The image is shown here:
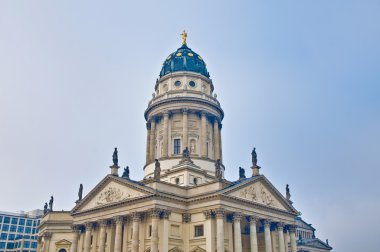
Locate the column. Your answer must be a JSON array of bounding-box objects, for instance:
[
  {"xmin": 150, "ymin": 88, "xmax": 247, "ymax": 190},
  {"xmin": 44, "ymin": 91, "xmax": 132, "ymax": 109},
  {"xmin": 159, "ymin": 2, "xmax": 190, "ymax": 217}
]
[
  {"xmin": 248, "ymin": 216, "xmax": 258, "ymax": 252},
  {"xmin": 145, "ymin": 122, "xmax": 151, "ymax": 163},
  {"xmin": 163, "ymin": 111, "xmax": 169, "ymax": 158},
  {"xmin": 182, "ymin": 109, "xmax": 188, "ymax": 150},
  {"xmin": 122, "ymin": 220, "xmax": 129, "ymax": 252},
  {"xmin": 161, "ymin": 210, "xmax": 170, "ymax": 252},
  {"xmin": 43, "ymin": 233, "xmax": 51, "ymax": 252},
  {"xmin": 277, "ymin": 223, "xmax": 285, "ymax": 252},
  {"xmin": 233, "ymin": 213, "xmax": 243, "ymax": 252},
  {"xmin": 218, "ymin": 122, "xmax": 223, "ymax": 161},
  {"xmin": 203, "ymin": 210, "xmax": 215, "ymax": 252},
  {"xmin": 36, "ymin": 236, "xmax": 42, "ymax": 252},
  {"xmin": 284, "ymin": 229, "xmax": 290, "ymax": 252},
  {"xmin": 150, "ymin": 209, "xmax": 160, "ymax": 252},
  {"xmin": 70, "ymin": 226, "xmax": 80, "ymax": 252},
  {"xmin": 114, "ymin": 216, "xmax": 124, "ymax": 252},
  {"xmin": 213, "ymin": 118, "xmax": 220, "ymax": 160},
  {"xmin": 201, "ymin": 111, "xmax": 207, "ymax": 157},
  {"xmin": 215, "ymin": 209, "xmax": 225, "ymax": 252},
  {"xmin": 264, "ymin": 220, "xmax": 273, "ymax": 252},
  {"xmin": 149, "ymin": 118, "xmax": 156, "ymax": 161},
  {"xmin": 131, "ymin": 213, "xmax": 141, "ymax": 252},
  {"xmin": 98, "ymin": 220, "xmax": 107, "ymax": 252},
  {"xmin": 290, "ymin": 226, "xmax": 297, "ymax": 252},
  {"xmin": 182, "ymin": 213, "xmax": 191, "ymax": 252},
  {"xmin": 83, "ymin": 223, "xmax": 93, "ymax": 252}
]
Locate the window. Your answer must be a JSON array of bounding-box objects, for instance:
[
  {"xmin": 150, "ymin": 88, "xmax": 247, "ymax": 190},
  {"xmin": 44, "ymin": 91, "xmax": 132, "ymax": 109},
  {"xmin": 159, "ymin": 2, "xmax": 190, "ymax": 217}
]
[
  {"xmin": 194, "ymin": 225, "xmax": 204, "ymax": 237},
  {"xmin": 0, "ymin": 233, "xmax": 7, "ymax": 240},
  {"xmin": 148, "ymin": 225, "xmax": 152, "ymax": 237},
  {"xmin": 6, "ymin": 242, "xmax": 14, "ymax": 249},
  {"xmin": 193, "ymin": 178, "xmax": 198, "ymax": 185},
  {"xmin": 11, "ymin": 218, "xmax": 18, "ymax": 225},
  {"xmin": 10, "ymin": 225, "xmax": 16, "ymax": 232},
  {"xmin": 175, "ymin": 177, "xmax": 180, "ymax": 185},
  {"xmin": 24, "ymin": 241, "xmax": 30, "ymax": 248},
  {"xmin": 8, "ymin": 234, "xmax": 15, "ymax": 240},
  {"xmin": 26, "ymin": 220, "xmax": 32, "ymax": 226},
  {"xmin": 3, "ymin": 218, "xmax": 9, "ymax": 224},
  {"xmin": 174, "ymin": 80, "xmax": 181, "ymax": 87},
  {"xmin": 58, "ymin": 249, "xmax": 67, "ymax": 252},
  {"xmin": 0, "ymin": 242, "xmax": 5, "ymax": 249},
  {"xmin": 0, "ymin": 216, "xmax": 3, "ymax": 222},
  {"xmin": 32, "ymin": 228, "xmax": 36, "ymax": 234},
  {"xmin": 189, "ymin": 81, "xmax": 196, "ymax": 88},
  {"xmin": 25, "ymin": 227, "xmax": 31, "ymax": 234},
  {"xmin": 2, "ymin": 225, "xmax": 9, "ymax": 232},
  {"xmin": 174, "ymin": 139, "xmax": 181, "ymax": 155},
  {"xmin": 31, "ymin": 242, "xmax": 37, "ymax": 248},
  {"xmin": 17, "ymin": 226, "xmax": 24, "ymax": 233},
  {"xmin": 19, "ymin": 219, "xmax": 25, "ymax": 226}
]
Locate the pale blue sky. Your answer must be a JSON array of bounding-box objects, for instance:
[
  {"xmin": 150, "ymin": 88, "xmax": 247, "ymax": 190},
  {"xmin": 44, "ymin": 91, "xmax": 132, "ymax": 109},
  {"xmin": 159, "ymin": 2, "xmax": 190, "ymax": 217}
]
[{"xmin": 1, "ymin": 1, "xmax": 379, "ymax": 251}]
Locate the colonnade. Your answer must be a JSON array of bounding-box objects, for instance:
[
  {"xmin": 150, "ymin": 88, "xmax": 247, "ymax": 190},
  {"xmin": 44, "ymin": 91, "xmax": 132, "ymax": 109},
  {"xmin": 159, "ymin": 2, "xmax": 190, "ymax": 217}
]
[
  {"xmin": 145, "ymin": 109, "xmax": 222, "ymax": 164},
  {"xmin": 205, "ymin": 209, "xmax": 298, "ymax": 252},
  {"xmin": 69, "ymin": 209, "xmax": 170, "ymax": 252}
]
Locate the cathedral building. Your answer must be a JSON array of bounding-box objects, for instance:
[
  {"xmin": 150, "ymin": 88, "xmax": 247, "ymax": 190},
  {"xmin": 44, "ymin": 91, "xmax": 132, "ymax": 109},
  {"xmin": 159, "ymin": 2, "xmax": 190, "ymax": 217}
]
[{"xmin": 37, "ymin": 32, "xmax": 331, "ymax": 252}]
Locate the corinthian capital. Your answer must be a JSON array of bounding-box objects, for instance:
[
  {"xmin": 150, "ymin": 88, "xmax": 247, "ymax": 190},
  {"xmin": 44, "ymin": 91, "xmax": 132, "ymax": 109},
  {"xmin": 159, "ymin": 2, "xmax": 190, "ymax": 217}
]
[
  {"xmin": 214, "ymin": 208, "xmax": 225, "ymax": 219},
  {"xmin": 233, "ymin": 213, "xmax": 243, "ymax": 222},
  {"xmin": 131, "ymin": 212, "xmax": 141, "ymax": 222}
]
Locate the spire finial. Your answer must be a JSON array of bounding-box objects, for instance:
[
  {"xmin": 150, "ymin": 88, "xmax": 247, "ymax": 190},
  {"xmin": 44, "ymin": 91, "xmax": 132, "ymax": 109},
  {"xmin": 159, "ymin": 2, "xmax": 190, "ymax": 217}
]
[{"xmin": 181, "ymin": 30, "xmax": 187, "ymax": 45}]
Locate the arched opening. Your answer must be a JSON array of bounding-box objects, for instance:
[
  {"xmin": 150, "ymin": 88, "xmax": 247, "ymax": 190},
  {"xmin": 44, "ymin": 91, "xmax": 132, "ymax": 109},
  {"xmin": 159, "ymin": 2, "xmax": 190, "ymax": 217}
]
[{"xmin": 58, "ymin": 249, "xmax": 67, "ymax": 252}]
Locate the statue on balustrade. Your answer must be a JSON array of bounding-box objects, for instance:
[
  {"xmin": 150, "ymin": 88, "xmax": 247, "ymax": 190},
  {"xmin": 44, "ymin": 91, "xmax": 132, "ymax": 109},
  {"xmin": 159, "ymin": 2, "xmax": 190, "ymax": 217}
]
[{"xmin": 154, "ymin": 159, "xmax": 161, "ymax": 181}]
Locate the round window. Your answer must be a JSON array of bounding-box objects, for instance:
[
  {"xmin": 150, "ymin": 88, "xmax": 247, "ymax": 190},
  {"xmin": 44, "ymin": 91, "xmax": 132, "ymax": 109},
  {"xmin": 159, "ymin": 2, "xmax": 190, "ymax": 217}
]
[
  {"xmin": 174, "ymin": 81, "xmax": 181, "ymax": 87},
  {"xmin": 189, "ymin": 81, "xmax": 196, "ymax": 88}
]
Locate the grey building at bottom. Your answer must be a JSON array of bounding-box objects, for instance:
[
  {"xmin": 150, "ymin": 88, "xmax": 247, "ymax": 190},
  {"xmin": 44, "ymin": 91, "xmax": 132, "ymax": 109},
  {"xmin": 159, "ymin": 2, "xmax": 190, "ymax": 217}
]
[
  {"xmin": 0, "ymin": 209, "xmax": 43, "ymax": 252},
  {"xmin": 295, "ymin": 217, "xmax": 332, "ymax": 252}
]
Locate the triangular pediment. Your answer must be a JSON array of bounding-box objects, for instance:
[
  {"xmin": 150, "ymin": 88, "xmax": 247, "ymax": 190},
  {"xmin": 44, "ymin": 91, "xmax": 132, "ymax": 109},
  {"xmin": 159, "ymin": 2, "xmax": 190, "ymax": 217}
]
[
  {"xmin": 73, "ymin": 176, "xmax": 154, "ymax": 213},
  {"xmin": 223, "ymin": 176, "xmax": 297, "ymax": 213},
  {"xmin": 190, "ymin": 246, "xmax": 206, "ymax": 252},
  {"xmin": 55, "ymin": 239, "xmax": 71, "ymax": 246}
]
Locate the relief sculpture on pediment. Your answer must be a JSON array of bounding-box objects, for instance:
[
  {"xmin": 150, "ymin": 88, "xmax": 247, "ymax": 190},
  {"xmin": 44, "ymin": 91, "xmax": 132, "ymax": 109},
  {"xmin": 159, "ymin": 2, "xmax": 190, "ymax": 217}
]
[
  {"xmin": 239, "ymin": 185, "xmax": 257, "ymax": 201},
  {"xmin": 96, "ymin": 186, "xmax": 140, "ymax": 206},
  {"xmin": 260, "ymin": 185, "xmax": 275, "ymax": 206}
]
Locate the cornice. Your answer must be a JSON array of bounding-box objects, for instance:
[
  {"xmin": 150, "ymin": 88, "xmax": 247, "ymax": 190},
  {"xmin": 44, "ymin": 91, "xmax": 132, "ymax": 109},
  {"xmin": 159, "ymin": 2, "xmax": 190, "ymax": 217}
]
[{"xmin": 144, "ymin": 97, "xmax": 224, "ymax": 120}]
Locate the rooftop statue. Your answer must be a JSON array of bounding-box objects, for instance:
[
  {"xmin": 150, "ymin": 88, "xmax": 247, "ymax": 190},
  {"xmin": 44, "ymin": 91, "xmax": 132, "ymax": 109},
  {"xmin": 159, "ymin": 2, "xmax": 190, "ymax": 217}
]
[
  {"xmin": 78, "ymin": 184, "xmax": 83, "ymax": 201},
  {"xmin": 239, "ymin": 167, "xmax": 246, "ymax": 179},
  {"xmin": 251, "ymin": 147, "xmax": 258, "ymax": 166},
  {"xmin": 154, "ymin": 159, "xmax": 161, "ymax": 181},
  {"xmin": 122, "ymin": 166, "xmax": 130, "ymax": 179},
  {"xmin": 286, "ymin": 184, "xmax": 291, "ymax": 200},
  {"xmin": 215, "ymin": 159, "xmax": 223, "ymax": 180},
  {"xmin": 181, "ymin": 30, "xmax": 187, "ymax": 45},
  {"xmin": 43, "ymin": 202, "xmax": 48, "ymax": 214},
  {"xmin": 182, "ymin": 147, "xmax": 190, "ymax": 159},
  {"xmin": 112, "ymin": 147, "xmax": 118, "ymax": 166},
  {"xmin": 49, "ymin": 196, "xmax": 54, "ymax": 211}
]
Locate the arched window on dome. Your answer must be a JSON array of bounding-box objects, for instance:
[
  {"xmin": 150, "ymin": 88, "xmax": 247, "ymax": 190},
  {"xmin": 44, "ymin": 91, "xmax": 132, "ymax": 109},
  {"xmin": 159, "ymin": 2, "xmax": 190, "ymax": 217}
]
[{"xmin": 58, "ymin": 249, "xmax": 67, "ymax": 252}]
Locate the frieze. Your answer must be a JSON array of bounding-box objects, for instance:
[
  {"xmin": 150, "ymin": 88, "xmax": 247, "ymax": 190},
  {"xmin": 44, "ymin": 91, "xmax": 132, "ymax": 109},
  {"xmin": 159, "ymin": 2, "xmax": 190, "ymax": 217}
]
[{"xmin": 96, "ymin": 186, "xmax": 141, "ymax": 206}]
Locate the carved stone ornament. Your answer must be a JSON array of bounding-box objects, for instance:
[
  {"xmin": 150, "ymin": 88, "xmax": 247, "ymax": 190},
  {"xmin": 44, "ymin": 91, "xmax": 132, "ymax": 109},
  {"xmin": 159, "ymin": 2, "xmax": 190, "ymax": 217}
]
[
  {"xmin": 263, "ymin": 219, "xmax": 272, "ymax": 227},
  {"xmin": 96, "ymin": 186, "xmax": 140, "ymax": 206},
  {"xmin": 113, "ymin": 216, "xmax": 124, "ymax": 224},
  {"xmin": 150, "ymin": 208, "xmax": 161, "ymax": 218},
  {"xmin": 203, "ymin": 210, "xmax": 213, "ymax": 220},
  {"xmin": 214, "ymin": 208, "xmax": 225, "ymax": 219},
  {"xmin": 161, "ymin": 210, "xmax": 171, "ymax": 219},
  {"xmin": 182, "ymin": 213, "xmax": 191, "ymax": 223},
  {"xmin": 131, "ymin": 212, "xmax": 141, "ymax": 222},
  {"xmin": 239, "ymin": 185, "xmax": 257, "ymax": 201},
  {"xmin": 98, "ymin": 219, "xmax": 108, "ymax": 228},
  {"xmin": 260, "ymin": 185, "xmax": 275, "ymax": 206},
  {"xmin": 248, "ymin": 216, "xmax": 259, "ymax": 224},
  {"xmin": 233, "ymin": 213, "xmax": 243, "ymax": 222}
]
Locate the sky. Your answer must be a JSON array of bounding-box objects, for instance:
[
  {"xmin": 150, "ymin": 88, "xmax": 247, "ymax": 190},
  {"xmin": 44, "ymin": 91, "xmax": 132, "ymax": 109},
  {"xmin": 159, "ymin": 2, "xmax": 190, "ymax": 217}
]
[{"xmin": 0, "ymin": 0, "xmax": 379, "ymax": 251}]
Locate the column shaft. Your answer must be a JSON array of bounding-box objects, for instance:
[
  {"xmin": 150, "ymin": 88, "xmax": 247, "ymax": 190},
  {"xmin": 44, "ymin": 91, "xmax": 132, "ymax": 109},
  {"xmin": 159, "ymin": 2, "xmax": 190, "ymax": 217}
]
[
  {"xmin": 114, "ymin": 217, "xmax": 123, "ymax": 252},
  {"xmin": 98, "ymin": 221, "xmax": 107, "ymax": 252},
  {"xmin": 145, "ymin": 123, "xmax": 151, "ymax": 164},
  {"xmin": 161, "ymin": 211, "xmax": 170, "ymax": 252},
  {"xmin": 150, "ymin": 211, "xmax": 160, "ymax": 252},
  {"xmin": 182, "ymin": 109, "xmax": 188, "ymax": 150},
  {"xmin": 249, "ymin": 217, "xmax": 258, "ymax": 252},
  {"xmin": 149, "ymin": 120, "xmax": 156, "ymax": 161},
  {"xmin": 131, "ymin": 214, "xmax": 140, "ymax": 252},
  {"xmin": 163, "ymin": 112, "xmax": 169, "ymax": 158},
  {"xmin": 264, "ymin": 221, "xmax": 273, "ymax": 252},
  {"xmin": 233, "ymin": 214, "xmax": 242, "ymax": 252},
  {"xmin": 285, "ymin": 230, "xmax": 290, "ymax": 252},
  {"xmin": 215, "ymin": 209, "xmax": 224, "ymax": 252},
  {"xmin": 70, "ymin": 230, "xmax": 80, "ymax": 252},
  {"xmin": 290, "ymin": 228, "xmax": 297, "ymax": 252},
  {"xmin": 218, "ymin": 123, "xmax": 222, "ymax": 161},
  {"xmin": 213, "ymin": 119, "xmax": 220, "ymax": 160},
  {"xmin": 278, "ymin": 224, "xmax": 285, "ymax": 252},
  {"xmin": 83, "ymin": 224, "xmax": 92, "ymax": 252},
  {"xmin": 201, "ymin": 112, "xmax": 207, "ymax": 157}
]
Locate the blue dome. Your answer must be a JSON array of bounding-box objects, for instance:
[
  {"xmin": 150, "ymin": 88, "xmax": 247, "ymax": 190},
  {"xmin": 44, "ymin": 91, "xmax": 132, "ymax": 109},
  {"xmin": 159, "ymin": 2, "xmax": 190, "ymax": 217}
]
[{"xmin": 160, "ymin": 44, "xmax": 210, "ymax": 78}]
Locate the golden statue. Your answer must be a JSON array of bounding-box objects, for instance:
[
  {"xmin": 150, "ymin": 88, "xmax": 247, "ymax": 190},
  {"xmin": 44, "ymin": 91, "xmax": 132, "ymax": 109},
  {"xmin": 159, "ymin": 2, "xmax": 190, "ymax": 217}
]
[{"xmin": 181, "ymin": 30, "xmax": 187, "ymax": 45}]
